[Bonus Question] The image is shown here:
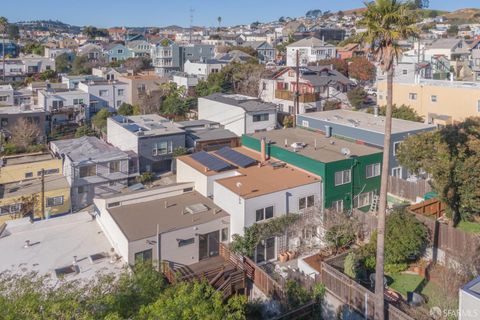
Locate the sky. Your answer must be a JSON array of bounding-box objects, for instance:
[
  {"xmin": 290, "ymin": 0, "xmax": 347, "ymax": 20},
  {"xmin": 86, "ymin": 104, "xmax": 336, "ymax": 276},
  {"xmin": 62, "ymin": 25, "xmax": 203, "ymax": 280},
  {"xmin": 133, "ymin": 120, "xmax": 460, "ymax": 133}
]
[{"xmin": 2, "ymin": 0, "xmax": 479, "ymax": 28}]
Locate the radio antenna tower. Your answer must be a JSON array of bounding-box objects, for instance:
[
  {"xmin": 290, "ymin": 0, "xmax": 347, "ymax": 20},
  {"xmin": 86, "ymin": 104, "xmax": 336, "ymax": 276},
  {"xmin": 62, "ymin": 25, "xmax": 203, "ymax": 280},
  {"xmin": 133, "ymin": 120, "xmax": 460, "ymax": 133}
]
[{"xmin": 189, "ymin": 7, "xmax": 195, "ymax": 44}]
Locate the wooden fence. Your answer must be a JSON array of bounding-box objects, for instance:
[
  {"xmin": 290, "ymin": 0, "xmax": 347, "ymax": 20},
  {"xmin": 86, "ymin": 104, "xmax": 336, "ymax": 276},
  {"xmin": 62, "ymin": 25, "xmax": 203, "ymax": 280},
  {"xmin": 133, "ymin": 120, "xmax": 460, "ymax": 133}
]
[
  {"xmin": 320, "ymin": 259, "xmax": 415, "ymax": 320},
  {"xmin": 409, "ymin": 198, "xmax": 446, "ymax": 218},
  {"xmin": 387, "ymin": 176, "xmax": 432, "ymax": 202}
]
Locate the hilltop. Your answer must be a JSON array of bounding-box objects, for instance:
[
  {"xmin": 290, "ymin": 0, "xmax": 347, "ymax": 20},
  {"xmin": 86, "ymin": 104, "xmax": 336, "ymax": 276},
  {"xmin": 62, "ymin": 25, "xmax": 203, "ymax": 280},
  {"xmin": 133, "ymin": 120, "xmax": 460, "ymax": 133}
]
[{"xmin": 445, "ymin": 8, "xmax": 480, "ymax": 23}]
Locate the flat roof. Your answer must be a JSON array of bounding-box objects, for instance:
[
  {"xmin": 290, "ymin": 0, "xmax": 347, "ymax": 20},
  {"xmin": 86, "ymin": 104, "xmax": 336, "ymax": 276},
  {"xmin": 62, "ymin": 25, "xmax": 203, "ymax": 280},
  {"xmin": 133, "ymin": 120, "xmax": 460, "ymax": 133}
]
[
  {"xmin": 202, "ymin": 93, "xmax": 278, "ymax": 112},
  {"xmin": 110, "ymin": 114, "xmax": 185, "ymax": 136},
  {"xmin": 300, "ymin": 110, "xmax": 436, "ymax": 134},
  {"xmin": 2, "ymin": 153, "xmax": 55, "ymax": 166},
  {"xmin": 0, "ymin": 174, "xmax": 69, "ymax": 198},
  {"xmin": 188, "ymin": 128, "xmax": 239, "ymax": 141},
  {"xmin": 250, "ymin": 128, "xmax": 382, "ymax": 163},
  {"xmin": 108, "ymin": 190, "xmax": 228, "ymax": 241},
  {"xmin": 0, "ymin": 106, "xmax": 45, "ymax": 115},
  {"xmin": 0, "ymin": 212, "xmax": 124, "ymax": 280},
  {"xmin": 180, "ymin": 147, "xmax": 320, "ymax": 198}
]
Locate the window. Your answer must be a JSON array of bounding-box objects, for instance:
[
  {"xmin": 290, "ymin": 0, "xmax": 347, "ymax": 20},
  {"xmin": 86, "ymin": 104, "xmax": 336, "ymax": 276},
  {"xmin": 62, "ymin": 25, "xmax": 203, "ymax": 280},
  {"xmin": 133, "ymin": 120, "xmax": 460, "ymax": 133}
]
[
  {"xmin": 255, "ymin": 237, "xmax": 275, "ymax": 263},
  {"xmin": 393, "ymin": 141, "xmax": 402, "ymax": 156},
  {"xmin": 331, "ymin": 200, "xmax": 344, "ymax": 212},
  {"xmin": 73, "ymin": 98, "xmax": 84, "ymax": 105},
  {"xmin": 109, "ymin": 181, "xmax": 117, "ymax": 187},
  {"xmin": 46, "ymin": 196, "xmax": 64, "ymax": 207},
  {"xmin": 477, "ymin": 100, "xmax": 480, "ymax": 112},
  {"xmin": 107, "ymin": 201, "xmax": 120, "ymax": 208},
  {"xmin": 25, "ymin": 172, "xmax": 33, "ymax": 179},
  {"xmin": 178, "ymin": 238, "xmax": 195, "ymax": 247},
  {"xmin": 334, "ymin": 169, "xmax": 351, "ymax": 186},
  {"xmin": 52, "ymin": 100, "xmax": 64, "ymax": 108},
  {"xmin": 0, "ymin": 118, "xmax": 8, "ymax": 128},
  {"xmin": 78, "ymin": 186, "xmax": 85, "ymax": 194},
  {"xmin": 153, "ymin": 141, "xmax": 173, "ymax": 156},
  {"xmin": 402, "ymin": 69, "xmax": 408, "ymax": 75},
  {"xmin": 137, "ymin": 84, "xmax": 146, "ymax": 93},
  {"xmin": 134, "ymin": 249, "xmax": 152, "ymax": 264},
  {"xmin": 256, "ymin": 206, "xmax": 274, "ymax": 221},
  {"xmin": 118, "ymin": 89, "xmax": 124, "ymax": 96},
  {"xmin": 221, "ymin": 228, "xmax": 229, "ymax": 242},
  {"xmin": 99, "ymin": 90, "xmax": 109, "ymax": 97},
  {"xmin": 0, "ymin": 96, "xmax": 9, "ymax": 102},
  {"xmin": 37, "ymin": 168, "xmax": 59, "ymax": 176},
  {"xmin": 409, "ymin": 93, "xmax": 417, "ymax": 100},
  {"xmin": 431, "ymin": 95, "xmax": 437, "ymax": 102},
  {"xmin": 299, "ymin": 195, "xmax": 315, "ymax": 210},
  {"xmin": 117, "ymin": 49, "xmax": 123, "ymax": 54},
  {"xmin": 252, "ymin": 113, "xmax": 269, "ymax": 122},
  {"xmin": 262, "ymin": 82, "xmax": 267, "ymax": 90},
  {"xmin": 302, "ymin": 120, "xmax": 309, "ymax": 127},
  {"xmin": 183, "ymin": 187, "xmax": 193, "ymax": 193},
  {"xmin": 354, "ymin": 191, "xmax": 374, "ymax": 208},
  {"xmin": 392, "ymin": 167, "xmax": 402, "ymax": 178},
  {"xmin": 79, "ymin": 165, "xmax": 96, "ymax": 178},
  {"xmin": 1, "ymin": 203, "xmax": 22, "ymax": 215},
  {"xmin": 366, "ymin": 163, "xmax": 381, "ymax": 178}
]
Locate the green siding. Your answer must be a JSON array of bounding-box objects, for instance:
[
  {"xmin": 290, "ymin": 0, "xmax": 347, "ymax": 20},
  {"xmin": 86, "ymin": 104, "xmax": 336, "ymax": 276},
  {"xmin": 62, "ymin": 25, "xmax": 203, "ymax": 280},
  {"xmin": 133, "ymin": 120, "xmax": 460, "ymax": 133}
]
[{"xmin": 241, "ymin": 135, "xmax": 382, "ymax": 210}]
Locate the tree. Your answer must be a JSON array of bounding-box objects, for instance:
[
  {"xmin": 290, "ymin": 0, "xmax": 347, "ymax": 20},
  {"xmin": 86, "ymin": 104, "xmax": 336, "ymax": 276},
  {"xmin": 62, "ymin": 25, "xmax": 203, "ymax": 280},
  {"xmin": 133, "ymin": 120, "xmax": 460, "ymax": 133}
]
[
  {"xmin": 447, "ymin": 25, "xmax": 459, "ymax": 37},
  {"xmin": 358, "ymin": 1, "xmax": 417, "ymax": 317},
  {"xmin": 159, "ymin": 83, "xmax": 189, "ymax": 116},
  {"xmin": 347, "ymin": 87, "xmax": 367, "ymax": 109},
  {"xmin": 324, "ymin": 211, "xmax": 360, "ymax": 253},
  {"xmin": 75, "ymin": 125, "xmax": 96, "ymax": 138},
  {"xmin": 348, "ymin": 57, "xmax": 376, "ymax": 82},
  {"xmin": 117, "ymin": 103, "xmax": 135, "ymax": 116},
  {"xmin": 91, "ymin": 108, "xmax": 111, "ymax": 132},
  {"xmin": 310, "ymin": 58, "xmax": 348, "ymax": 76},
  {"xmin": 71, "ymin": 55, "xmax": 91, "ymax": 75},
  {"xmin": 55, "ymin": 53, "xmax": 72, "ymax": 73},
  {"xmin": 10, "ymin": 117, "xmax": 42, "ymax": 150},
  {"xmin": 397, "ymin": 118, "xmax": 480, "ymax": 226},
  {"xmin": 323, "ymin": 99, "xmax": 341, "ymax": 111},
  {"xmin": 22, "ymin": 41, "xmax": 45, "ymax": 56},
  {"xmin": 123, "ymin": 57, "xmax": 151, "ymax": 73},
  {"xmin": 367, "ymin": 104, "xmax": 424, "ymax": 122},
  {"xmin": 217, "ymin": 16, "xmax": 222, "ymax": 29},
  {"xmin": 6, "ymin": 24, "xmax": 19, "ymax": 40},
  {"xmin": 39, "ymin": 69, "xmax": 58, "ymax": 81},
  {"xmin": 0, "ymin": 17, "xmax": 8, "ymax": 82},
  {"xmin": 412, "ymin": 0, "xmax": 429, "ymax": 9}
]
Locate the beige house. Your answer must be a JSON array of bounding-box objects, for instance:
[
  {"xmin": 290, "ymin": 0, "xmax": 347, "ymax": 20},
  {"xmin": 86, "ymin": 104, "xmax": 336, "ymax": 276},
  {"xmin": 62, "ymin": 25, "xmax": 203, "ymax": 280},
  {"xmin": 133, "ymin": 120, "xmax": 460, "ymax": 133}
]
[
  {"xmin": 118, "ymin": 71, "xmax": 166, "ymax": 106},
  {"xmin": 377, "ymin": 79, "xmax": 480, "ymax": 125}
]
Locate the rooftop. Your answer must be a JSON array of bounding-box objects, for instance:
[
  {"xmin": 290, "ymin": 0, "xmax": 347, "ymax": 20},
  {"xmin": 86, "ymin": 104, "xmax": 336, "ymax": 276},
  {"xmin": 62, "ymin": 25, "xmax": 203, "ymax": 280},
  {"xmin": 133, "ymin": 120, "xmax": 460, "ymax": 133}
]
[
  {"xmin": 81, "ymin": 79, "xmax": 127, "ymax": 86},
  {"xmin": 462, "ymin": 276, "xmax": 480, "ymax": 300},
  {"xmin": 108, "ymin": 190, "xmax": 228, "ymax": 241},
  {"xmin": 250, "ymin": 128, "xmax": 382, "ymax": 163},
  {"xmin": 201, "ymin": 93, "xmax": 277, "ymax": 112},
  {"xmin": 0, "ymin": 212, "xmax": 123, "ymax": 280},
  {"xmin": 187, "ymin": 128, "xmax": 239, "ymax": 142},
  {"xmin": 0, "ymin": 84, "xmax": 13, "ymax": 91},
  {"xmin": 110, "ymin": 114, "xmax": 185, "ymax": 136},
  {"xmin": 50, "ymin": 136, "xmax": 129, "ymax": 163},
  {"xmin": 300, "ymin": 110, "xmax": 436, "ymax": 134},
  {"xmin": 0, "ymin": 105, "xmax": 44, "ymax": 115},
  {"xmin": 176, "ymin": 119, "xmax": 219, "ymax": 129},
  {"xmin": 0, "ymin": 174, "xmax": 69, "ymax": 199},
  {"xmin": 287, "ymin": 36, "xmax": 335, "ymax": 48},
  {"xmin": 1, "ymin": 153, "xmax": 55, "ymax": 166}
]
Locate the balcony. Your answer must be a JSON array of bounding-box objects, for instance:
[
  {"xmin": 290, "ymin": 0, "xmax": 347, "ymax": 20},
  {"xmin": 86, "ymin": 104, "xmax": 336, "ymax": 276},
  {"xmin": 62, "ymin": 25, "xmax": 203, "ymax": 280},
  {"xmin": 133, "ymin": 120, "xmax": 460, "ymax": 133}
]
[{"xmin": 275, "ymin": 90, "xmax": 321, "ymax": 103}]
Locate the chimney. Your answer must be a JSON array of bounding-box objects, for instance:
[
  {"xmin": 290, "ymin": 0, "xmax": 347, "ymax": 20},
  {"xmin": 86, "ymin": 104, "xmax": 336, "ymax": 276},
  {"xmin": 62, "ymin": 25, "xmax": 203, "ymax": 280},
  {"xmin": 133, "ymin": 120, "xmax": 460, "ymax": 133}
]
[
  {"xmin": 374, "ymin": 106, "xmax": 379, "ymax": 117},
  {"xmin": 72, "ymin": 255, "xmax": 78, "ymax": 265},
  {"xmin": 260, "ymin": 137, "xmax": 267, "ymax": 162}
]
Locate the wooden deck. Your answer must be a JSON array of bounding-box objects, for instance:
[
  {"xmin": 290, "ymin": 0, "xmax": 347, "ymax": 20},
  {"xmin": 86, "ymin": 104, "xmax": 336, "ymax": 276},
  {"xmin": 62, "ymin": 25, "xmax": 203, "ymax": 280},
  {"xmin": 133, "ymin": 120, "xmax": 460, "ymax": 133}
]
[{"xmin": 173, "ymin": 256, "xmax": 236, "ymax": 280}]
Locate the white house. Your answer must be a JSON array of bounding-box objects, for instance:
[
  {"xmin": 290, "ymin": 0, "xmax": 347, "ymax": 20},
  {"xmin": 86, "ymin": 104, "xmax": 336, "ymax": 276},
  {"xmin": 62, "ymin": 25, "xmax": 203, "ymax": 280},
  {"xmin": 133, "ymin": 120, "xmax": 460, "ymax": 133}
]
[
  {"xmin": 78, "ymin": 79, "xmax": 128, "ymax": 114},
  {"xmin": 94, "ymin": 183, "xmax": 230, "ymax": 266},
  {"xmin": 286, "ymin": 37, "xmax": 337, "ymax": 67},
  {"xmin": 198, "ymin": 93, "xmax": 277, "ymax": 136},
  {"xmin": 183, "ymin": 59, "xmax": 227, "ymax": 80},
  {"xmin": 0, "ymin": 84, "xmax": 14, "ymax": 106}
]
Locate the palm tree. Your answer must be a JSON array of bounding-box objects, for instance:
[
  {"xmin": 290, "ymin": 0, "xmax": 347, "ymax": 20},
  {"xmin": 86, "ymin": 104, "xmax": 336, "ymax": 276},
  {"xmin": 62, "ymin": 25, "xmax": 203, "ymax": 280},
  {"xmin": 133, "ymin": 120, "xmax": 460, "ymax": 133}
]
[
  {"xmin": 217, "ymin": 16, "xmax": 222, "ymax": 30},
  {"xmin": 358, "ymin": 1, "xmax": 417, "ymax": 319},
  {"xmin": 0, "ymin": 17, "xmax": 8, "ymax": 83}
]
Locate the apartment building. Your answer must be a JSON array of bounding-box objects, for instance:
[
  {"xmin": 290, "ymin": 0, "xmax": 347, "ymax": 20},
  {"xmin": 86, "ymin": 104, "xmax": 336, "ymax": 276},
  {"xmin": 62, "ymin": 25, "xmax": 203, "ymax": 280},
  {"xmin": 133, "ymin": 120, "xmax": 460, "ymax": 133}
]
[
  {"xmin": 0, "ymin": 106, "xmax": 46, "ymax": 142},
  {"xmin": 198, "ymin": 93, "xmax": 277, "ymax": 136},
  {"xmin": 107, "ymin": 114, "xmax": 185, "ymax": 172},
  {"xmin": 50, "ymin": 136, "xmax": 139, "ymax": 211},
  {"xmin": 38, "ymin": 87, "xmax": 90, "ymax": 124},
  {"xmin": 377, "ymin": 78, "xmax": 480, "ymax": 125}
]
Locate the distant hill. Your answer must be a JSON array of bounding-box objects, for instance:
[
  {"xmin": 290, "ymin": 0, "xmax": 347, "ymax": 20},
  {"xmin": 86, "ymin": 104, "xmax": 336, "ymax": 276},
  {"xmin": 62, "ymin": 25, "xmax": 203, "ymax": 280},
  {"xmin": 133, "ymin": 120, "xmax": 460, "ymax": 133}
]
[
  {"xmin": 445, "ymin": 8, "xmax": 480, "ymax": 23},
  {"xmin": 340, "ymin": 8, "xmax": 367, "ymax": 16},
  {"xmin": 16, "ymin": 20, "xmax": 81, "ymax": 34}
]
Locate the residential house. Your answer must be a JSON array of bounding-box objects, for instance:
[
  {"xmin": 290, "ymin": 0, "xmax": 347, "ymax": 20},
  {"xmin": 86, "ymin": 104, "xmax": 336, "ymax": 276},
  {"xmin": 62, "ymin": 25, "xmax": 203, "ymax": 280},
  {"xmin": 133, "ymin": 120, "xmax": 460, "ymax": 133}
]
[
  {"xmin": 241, "ymin": 41, "xmax": 275, "ymax": 63},
  {"xmin": 214, "ymin": 50, "xmax": 253, "ymax": 63},
  {"xmin": 78, "ymin": 79, "xmax": 129, "ymax": 115},
  {"xmin": 259, "ymin": 66, "xmax": 353, "ymax": 114},
  {"xmin": 104, "ymin": 43, "xmax": 132, "ymax": 62},
  {"xmin": 0, "ymin": 105, "xmax": 46, "ymax": 142},
  {"xmin": 20, "ymin": 54, "xmax": 56, "ymax": 74},
  {"xmin": 171, "ymin": 72, "xmax": 199, "ymax": 96},
  {"xmin": 44, "ymin": 47, "xmax": 74, "ymax": 60},
  {"xmin": 118, "ymin": 72, "xmax": 166, "ymax": 105},
  {"xmin": 92, "ymin": 66, "xmax": 130, "ymax": 81},
  {"xmin": 59, "ymin": 38, "xmax": 79, "ymax": 49},
  {"xmin": 37, "ymin": 87, "xmax": 90, "ymax": 125},
  {"xmin": 286, "ymin": 37, "xmax": 337, "ymax": 67},
  {"xmin": 470, "ymin": 40, "xmax": 480, "ymax": 81},
  {"xmin": 77, "ymin": 43, "xmax": 104, "ymax": 62},
  {"xmin": 176, "ymin": 119, "xmax": 240, "ymax": 152},
  {"xmin": 336, "ymin": 43, "xmax": 365, "ymax": 60},
  {"xmin": 377, "ymin": 78, "xmax": 480, "ymax": 125},
  {"xmin": 423, "ymin": 38, "xmax": 471, "ymax": 74},
  {"xmin": 61, "ymin": 74, "xmax": 104, "ymax": 90},
  {"xmin": 0, "ymin": 153, "xmax": 70, "ymax": 224},
  {"xmin": 126, "ymin": 40, "xmax": 151, "ymax": 57},
  {"xmin": 107, "ymin": 114, "xmax": 185, "ymax": 172},
  {"xmin": 94, "ymin": 183, "xmax": 230, "ymax": 266},
  {"xmin": 183, "ymin": 59, "xmax": 226, "ymax": 80},
  {"xmin": 297, "ymin": 110, "xmax": 436, "ymax": 179},
  {"xmin": 0, "ymin": 84, "xmax": 14, "ymax": 106},
  {"xmin": 282, "ymin": 21, "xmax": 307, "ymax": 38},
  {"xmin": 243, "ymin": 127, "xmax": 383, "ymax": 211},
  {"xmin": 0, "ymin": 39, "xmax": 20, "ymax": 58},
  {"xmin": 198, "ymin": 93, "xmax": 277, "ymax": 136},
  {"xmin": 50, "ymin": 136, "xmax": 139, "ymax": 211}
]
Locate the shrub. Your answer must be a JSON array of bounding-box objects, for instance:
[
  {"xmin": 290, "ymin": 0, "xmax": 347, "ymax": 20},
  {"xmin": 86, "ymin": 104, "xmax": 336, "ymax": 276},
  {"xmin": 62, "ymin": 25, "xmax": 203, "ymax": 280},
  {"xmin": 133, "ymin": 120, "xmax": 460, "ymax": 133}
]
[
  {"xmin": 384, "ymin": 263, "xmax": 408, "ymax": 275},
  {"xmin": 2, "ymin": 142, "xmax": 19, "ymax": 155},
  {"xmin": 347, "ymin": 87, "xmax": 367, "ymax": 109},
  {"xmin": 137, "ymin": 172, "xmax": 155, "ymax": 184},
  {"xmin": 344, "ymin": 252, "xmax": 358, "ymax": 279}
]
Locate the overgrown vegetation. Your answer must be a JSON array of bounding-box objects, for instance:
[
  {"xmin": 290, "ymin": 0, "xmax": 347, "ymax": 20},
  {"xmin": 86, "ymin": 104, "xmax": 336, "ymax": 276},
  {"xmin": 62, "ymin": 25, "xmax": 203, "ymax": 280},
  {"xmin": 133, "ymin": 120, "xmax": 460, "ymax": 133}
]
[{"xmin": 367, "ymin": 104, "xmax": 424, "ymax": 122}]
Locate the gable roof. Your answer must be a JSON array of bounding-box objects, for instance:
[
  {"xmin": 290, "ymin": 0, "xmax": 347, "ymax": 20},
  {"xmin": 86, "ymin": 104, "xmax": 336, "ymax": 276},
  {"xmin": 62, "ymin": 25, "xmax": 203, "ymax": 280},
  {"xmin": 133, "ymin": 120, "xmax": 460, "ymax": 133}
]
[{"xmin": 287, "ymin": 36, "xmax": 335, "ymax": 48}]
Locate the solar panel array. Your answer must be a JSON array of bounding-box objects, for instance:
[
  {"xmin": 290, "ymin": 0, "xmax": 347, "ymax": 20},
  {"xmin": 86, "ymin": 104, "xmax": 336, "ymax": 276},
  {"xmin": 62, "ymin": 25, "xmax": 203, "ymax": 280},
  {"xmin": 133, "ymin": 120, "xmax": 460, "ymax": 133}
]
[
  {"xmin": 215, "ymin": 147, "xmax": 257, "ymax": 168},
  {"xmin": 191, "ymin": 151, "xmax": 231, "ymax": 172}
]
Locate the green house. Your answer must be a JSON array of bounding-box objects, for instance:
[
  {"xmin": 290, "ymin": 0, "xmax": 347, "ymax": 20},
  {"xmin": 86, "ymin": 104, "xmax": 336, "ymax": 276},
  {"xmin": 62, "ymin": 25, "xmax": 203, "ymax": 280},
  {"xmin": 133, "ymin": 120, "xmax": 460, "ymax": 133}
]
[{"xmin": 242, "ymin": 128, "xmax": 383, "ymax": 212}]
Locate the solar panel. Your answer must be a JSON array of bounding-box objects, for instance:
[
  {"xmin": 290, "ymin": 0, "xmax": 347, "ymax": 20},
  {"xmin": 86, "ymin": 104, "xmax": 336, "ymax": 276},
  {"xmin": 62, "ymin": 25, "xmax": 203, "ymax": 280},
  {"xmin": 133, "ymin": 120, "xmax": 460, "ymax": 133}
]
[
  {"xmin": 215, "ymin": 147, "xmax": 257, "ymax": 168},
  {"xmin": 191, "ymin": 151, "xmax": 232, "ymax": 172}
]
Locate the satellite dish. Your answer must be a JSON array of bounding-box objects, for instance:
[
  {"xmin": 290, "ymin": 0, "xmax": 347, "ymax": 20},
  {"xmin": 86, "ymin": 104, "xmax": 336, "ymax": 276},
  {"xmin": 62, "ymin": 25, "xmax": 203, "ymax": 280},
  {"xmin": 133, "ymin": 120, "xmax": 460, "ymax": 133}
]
[{"xmin": 341, "ymin": 148, "xmax": 351, "ymax": 158}]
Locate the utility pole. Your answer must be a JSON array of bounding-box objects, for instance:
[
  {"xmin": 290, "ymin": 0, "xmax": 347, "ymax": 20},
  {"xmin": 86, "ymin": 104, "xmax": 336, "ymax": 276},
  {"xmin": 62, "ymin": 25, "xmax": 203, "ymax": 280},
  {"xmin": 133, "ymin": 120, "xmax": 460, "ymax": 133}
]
[
  {"xmin": 293, "ymin": 50, "xmax": 300, "ymax": 128},
  {"xmin": 40, "ymin": 168, "xmax": 45, "ymax": 219}
]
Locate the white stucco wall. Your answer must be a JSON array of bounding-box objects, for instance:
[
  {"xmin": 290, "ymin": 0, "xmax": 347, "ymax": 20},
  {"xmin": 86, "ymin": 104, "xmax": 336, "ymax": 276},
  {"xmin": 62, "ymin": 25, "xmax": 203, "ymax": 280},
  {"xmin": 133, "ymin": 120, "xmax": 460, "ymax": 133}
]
[
  {"xmin": 106, "ymin": 119, "xmax": 139, "ymax": 153},
  {"xmin": 198, "ymin": 98, "xmax": 246, "ymax": 136}
]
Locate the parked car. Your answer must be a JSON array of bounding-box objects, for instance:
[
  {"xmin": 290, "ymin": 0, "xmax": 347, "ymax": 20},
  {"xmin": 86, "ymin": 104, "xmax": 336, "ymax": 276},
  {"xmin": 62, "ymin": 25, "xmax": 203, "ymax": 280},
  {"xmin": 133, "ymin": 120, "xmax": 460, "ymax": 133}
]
[{"xmin": 366, "ymin": 88, "xmax": 377, "ymax": 96}]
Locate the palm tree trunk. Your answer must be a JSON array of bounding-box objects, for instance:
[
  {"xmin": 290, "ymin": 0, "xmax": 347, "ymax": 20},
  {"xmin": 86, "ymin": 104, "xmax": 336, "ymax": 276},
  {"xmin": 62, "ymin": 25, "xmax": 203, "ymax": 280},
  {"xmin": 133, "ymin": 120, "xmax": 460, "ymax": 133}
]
[
  {"xmin": 2, "ymin": 37, "xmax": 5, "ymax": 83},
  {"xmin": 374, "ymin": 67, "xmax": 394, "ymax": 320}
]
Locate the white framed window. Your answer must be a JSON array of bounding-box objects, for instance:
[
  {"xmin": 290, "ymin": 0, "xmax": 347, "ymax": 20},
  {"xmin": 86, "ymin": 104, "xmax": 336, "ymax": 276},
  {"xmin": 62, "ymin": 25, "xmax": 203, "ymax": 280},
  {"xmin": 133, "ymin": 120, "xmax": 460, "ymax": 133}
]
[
  {"xmin": 52, "ymin": 100, "xmax": 64, "ymax": 108},
  {"xmin": 221, "ymin": 228, "xmax": 229, "ymax": 242},
  {"xmin": 392, "ymin": 167, "xmax": 402, "ymax": 178},
  {"xmin": 99, "ymin": 90, "xmax": 109, "ymax": 97},
  {"xmin": 393, "ymin": 141, "xmax": 402, "ymax": 156},
  {"xmin": 79, "ymin": 165, "xmax": 96, "ymax": 178},
  {"xmin": 178, "ymin": 238, "xmax": 194, "ymax": 247},
  {"xmin": 299, "ymin": 195, "xmax": 315, "ymax": 210},
  {"xmin": 109, "ymin": 160, "xmax": 121, "ymax": 173},
  {"xmin": 0, "ymin": 96, "xmax": 9, "ymax": 102},
  {"xmin": 408, "ymin": 93, "xmax": 417, "ymax": 100},
  {"xmin": 431, "ymin": 95, "xmax": 437, "ymax": 102},
  {"xmin": 255, "ymin": 206, "xmax": 274, "ymax": 222},
  {"xmin": 354, "ymin": 191, "xmax": 374, "ymax": 208},
  {"xmin": 331, "ymin": 200, "xmax": 344, "ymax": 212},
  {"xmin": 366, "ymin": 163, "xmax": 381, "ymax": 178},
  {"xmin": 118, "ymin": 89, "xmax": 124, "ymax": 96},
  {"xmin": 402, "ymin": 69, "xmax": 408, "ymax": 75},
  {"xmin": 46, "ymin": 196, "xmax": 64, "ymax": 207},
  {"xmin": 334, "ymin": 169, "xmax": 351, "ymax": 186},
  {"xmin": 302, "ymin": 120, "xmax": 309, "ymax": 127},
  {"xmin": 252, "ymin": 113, "xmax": 269, "ymax": 122},
  {"xmin": 73, "ymin": 98, "xmax": 84, "ymax": 105},
  {"xmin": 152, "ymin": 141, "xmax": 173, "ymax": 156}
]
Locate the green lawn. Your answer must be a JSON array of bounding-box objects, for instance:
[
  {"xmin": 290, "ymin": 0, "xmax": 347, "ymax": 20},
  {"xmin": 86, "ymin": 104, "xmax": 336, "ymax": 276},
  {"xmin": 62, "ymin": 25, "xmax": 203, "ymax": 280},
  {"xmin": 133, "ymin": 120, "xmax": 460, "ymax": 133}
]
[
  {"xmin": 457, "ymin": 221, "xmax": 480, "ymax": 234},
  {"xmin": 421, "ymin": 281, "xmax": 458, "ymax": 311},
  {"xmin": 387, "ymin": 273, "xmax": 424, "ymax": 298}
]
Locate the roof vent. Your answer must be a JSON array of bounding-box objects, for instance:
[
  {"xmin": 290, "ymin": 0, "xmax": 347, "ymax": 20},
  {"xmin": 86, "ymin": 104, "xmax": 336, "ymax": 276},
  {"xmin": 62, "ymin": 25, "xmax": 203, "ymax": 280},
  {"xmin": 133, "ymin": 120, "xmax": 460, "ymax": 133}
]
[
  {"xmin": 185, "ymin": 203, "xmax": 209, "ymax": 215},
  {"xmin": 23, "ymin": 240, "xmax": 31, "ymax": 248},
  {"xmin": 291, "ymin": 142, "xmax": 305, "ymax": 152}
]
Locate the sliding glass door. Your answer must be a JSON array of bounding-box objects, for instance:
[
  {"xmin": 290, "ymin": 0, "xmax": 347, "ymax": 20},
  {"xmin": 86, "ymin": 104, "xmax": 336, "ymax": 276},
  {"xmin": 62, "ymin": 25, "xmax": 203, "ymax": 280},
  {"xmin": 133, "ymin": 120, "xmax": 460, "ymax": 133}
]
[{"xmin": 199, "ymin": 230, "xmax": 220, "ymax": 261}]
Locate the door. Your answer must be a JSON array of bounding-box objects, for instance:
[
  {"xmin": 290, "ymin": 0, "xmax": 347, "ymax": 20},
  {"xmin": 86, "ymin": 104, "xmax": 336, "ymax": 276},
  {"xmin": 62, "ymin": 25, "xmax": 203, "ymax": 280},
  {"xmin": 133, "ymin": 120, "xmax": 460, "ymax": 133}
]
[
  {"xmin": 255, "ymin": 237, "xmax": 276, "ymax": 263},
  {"xmin": 199, "ymin": 230, "xmax": 220, "ymax": 261}
]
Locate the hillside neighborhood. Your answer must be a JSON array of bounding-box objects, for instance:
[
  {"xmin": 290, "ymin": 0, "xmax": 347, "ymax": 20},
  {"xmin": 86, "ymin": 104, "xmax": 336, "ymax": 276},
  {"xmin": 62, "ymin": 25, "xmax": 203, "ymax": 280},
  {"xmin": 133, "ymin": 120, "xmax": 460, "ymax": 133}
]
[{"xmin": 1, "ymin": 1, "xmax": 480, "ymax": 319}]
